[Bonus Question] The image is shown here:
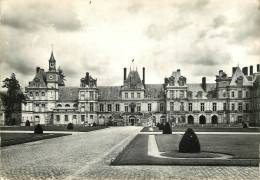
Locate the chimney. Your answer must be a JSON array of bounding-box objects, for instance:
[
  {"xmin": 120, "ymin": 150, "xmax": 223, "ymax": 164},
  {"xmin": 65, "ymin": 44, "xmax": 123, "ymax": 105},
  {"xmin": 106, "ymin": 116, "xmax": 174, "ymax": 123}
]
[
  {"xmin": 124, "ymin": 68, "xmax": 127, "ymax": 81},
  {"xmin": 36, "ymin": 67, "xmax": 40, "ymax": 74},
  {"xmin": 142, "ymin": 67, "xmax": 145, "ymax": 85},
  {"xmin": 202, "ymin": 77, "xmax": 206, "ymax": 91},
  {"xmin": 86, "ymin": 72, "xmax": 89, "ymax": 85},
  {"xmin": 242, "ymin": 67, "xmax": 248, "ymax": 75},
  {"xmin": 257, "ymin": 64, "xmax": 260, "ymax": 72},
  {"xmin": 232, "ymin": 67, "xmax": 237, "ymax": 75},
  {"xmin": 250, "ymin": 65, "xmax": 253, "ymax": 75},
  {"xmin": 219, "ymin": 70, "xmax": 223, "ymax": 76},
  {"xmin": 177, "ymin": 69, "xmax": 180, "ymax": 73}
]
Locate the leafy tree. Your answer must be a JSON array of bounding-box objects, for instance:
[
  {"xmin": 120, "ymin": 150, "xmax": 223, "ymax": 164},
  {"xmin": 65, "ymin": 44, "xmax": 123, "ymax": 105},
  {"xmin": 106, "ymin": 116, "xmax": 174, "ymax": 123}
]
[{"xmin": 0, "ymin": 73, "xmax": 26, "ymax": 125}]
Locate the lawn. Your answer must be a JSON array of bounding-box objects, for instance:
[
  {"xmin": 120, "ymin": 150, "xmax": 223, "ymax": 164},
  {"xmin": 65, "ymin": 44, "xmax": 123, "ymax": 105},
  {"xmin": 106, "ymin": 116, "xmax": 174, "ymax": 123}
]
[
  {"xmin": 111, "ymin": 134, "xmax": 259, "ymax": 166},
  {"xmin": 141, "ymin": 126, "xmax": 260, "ymax": 132},
  {"xmin": 0, "ymin": 125, "xmax": 109, "ymax": 132},
  {"xmin": 1, "ymin": 133, "xmax": 71, "ymax": 147}
]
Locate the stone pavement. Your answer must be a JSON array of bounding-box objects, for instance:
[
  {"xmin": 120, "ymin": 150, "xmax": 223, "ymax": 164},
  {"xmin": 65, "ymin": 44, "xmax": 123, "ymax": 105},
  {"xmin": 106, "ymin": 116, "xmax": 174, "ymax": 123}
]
[{"xmin": 1, "ymin": 126, "xmax": 259, "ymax": 180}]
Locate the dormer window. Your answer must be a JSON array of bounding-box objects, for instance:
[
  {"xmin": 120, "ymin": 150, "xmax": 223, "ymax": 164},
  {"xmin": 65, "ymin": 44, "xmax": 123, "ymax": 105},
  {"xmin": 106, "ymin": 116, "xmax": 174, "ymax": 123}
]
[
  {"xmin": 35, "ymin": 92, "xmax": 39, "ymax": 96},
  {"xmin": 41, "ymin": 92, "xmax": 45, "ymax": 96}
]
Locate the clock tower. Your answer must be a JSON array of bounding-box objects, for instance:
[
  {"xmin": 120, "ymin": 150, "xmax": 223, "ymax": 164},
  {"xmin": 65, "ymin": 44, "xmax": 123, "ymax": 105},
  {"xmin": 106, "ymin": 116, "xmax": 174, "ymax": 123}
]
[{"xmin": 49, "ymin": 51, "xmax": 56, "ymax": 71}]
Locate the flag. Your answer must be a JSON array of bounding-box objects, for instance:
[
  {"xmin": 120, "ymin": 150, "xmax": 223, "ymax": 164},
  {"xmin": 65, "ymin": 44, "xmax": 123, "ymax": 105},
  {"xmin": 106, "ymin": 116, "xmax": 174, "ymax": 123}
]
[{"xmin": 132, "ymin": 59, "xmax": 134, "ymax": 62}]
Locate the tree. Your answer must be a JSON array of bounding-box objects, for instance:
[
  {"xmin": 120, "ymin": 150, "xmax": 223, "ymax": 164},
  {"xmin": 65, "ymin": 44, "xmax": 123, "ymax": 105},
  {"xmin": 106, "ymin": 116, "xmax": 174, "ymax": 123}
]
[
  {"xmin": 179, "ymin": 128, "xmax": 201, "ymax": 153},
  {"xmin": 0, "ymin": 73, "xmax": 26, "ymax": 125},
  {"xmin": 163, "ymin": 122, "xmax": 172, "ymax": 134}
]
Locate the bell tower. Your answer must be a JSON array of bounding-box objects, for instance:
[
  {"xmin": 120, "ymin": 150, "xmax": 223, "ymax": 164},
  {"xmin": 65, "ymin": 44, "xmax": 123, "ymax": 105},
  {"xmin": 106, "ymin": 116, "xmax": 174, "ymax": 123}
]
[{"xmin": 49, "ymin": 51, "xmax": 56, "ymax": 71}]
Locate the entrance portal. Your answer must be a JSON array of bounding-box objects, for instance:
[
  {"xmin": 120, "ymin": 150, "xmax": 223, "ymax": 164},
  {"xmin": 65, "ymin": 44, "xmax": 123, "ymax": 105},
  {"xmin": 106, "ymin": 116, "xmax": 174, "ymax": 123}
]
[
  {"xmin": 211, "ymin": 115, "xmax": 218, "ymax": 124},
  {"xmin": 129, "ymin": 116, "xmax": 136, "ymax": 126},
  {"xmin": 188, "ymin": 115, "xmax": 194, "ymax": 124},
  {"xmin": 199, "ymin": 115, "xmax": 206, "ymax": 124}
]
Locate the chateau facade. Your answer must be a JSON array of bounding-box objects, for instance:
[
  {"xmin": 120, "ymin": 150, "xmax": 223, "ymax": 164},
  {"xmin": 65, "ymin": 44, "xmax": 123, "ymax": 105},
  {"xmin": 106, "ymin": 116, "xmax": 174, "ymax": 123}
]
[{"xmin": 21, "ymin": 52, "xmax": 260, "ymax": 126}]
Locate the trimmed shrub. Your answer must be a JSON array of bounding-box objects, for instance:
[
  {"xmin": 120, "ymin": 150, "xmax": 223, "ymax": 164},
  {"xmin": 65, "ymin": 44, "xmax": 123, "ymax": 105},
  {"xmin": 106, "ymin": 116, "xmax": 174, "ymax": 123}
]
[
  {"xmin": 179, "ymin": 128, "xmax": 200, "ymax": 153},
  {"xmin": 243, "ymin": 122, "xmax": 248, "ymax": 128},
  {"xmin": 163, "ymin": 122, "xmax": 172, "ymax": 134},
  {"xmin": 159, "ymin": 123, "xmax": 164, "ymax": 130},
  {"xmin": 34, "ymin": 124, "xmax": 43, "ymax": 134},
  {"xmin": 25, "ymin": 120, "xmax": 30, "ymax": 126},
  {"xmin": 67, "ymin": 123, "xmax": 74, "ymax": 129},
  {"xmin": 156, "ymin": 122, "xmax": 160, "ymax": 127},
  {"xmin": 93, "ymin": 122, "xmax": 97, "ymax": 126}
]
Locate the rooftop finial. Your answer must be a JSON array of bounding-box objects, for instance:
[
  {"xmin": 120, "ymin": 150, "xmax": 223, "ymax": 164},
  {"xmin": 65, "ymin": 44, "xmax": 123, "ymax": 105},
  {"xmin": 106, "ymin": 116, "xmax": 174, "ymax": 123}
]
[
  {"xmin": 237, "ymin": 61, "xmax": 239, "ymax": 67},
  {"xmin": 51, "ymin": 44, "xmax": 53, "ymax": 52}
]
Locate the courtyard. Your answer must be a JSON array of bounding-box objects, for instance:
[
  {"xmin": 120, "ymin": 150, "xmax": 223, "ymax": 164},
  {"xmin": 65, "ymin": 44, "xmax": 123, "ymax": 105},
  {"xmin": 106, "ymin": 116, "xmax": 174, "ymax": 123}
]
[{"xmin": 1, "ymin": 126, "xmax": 259, "ymax": 179}]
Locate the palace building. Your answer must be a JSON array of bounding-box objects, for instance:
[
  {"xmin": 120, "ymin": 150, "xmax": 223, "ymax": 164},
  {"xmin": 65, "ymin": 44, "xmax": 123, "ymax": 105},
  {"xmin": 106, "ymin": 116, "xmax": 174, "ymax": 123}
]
[{"xmin": 21, "ymin": 51, "xmax": 260, "ymax": 126}]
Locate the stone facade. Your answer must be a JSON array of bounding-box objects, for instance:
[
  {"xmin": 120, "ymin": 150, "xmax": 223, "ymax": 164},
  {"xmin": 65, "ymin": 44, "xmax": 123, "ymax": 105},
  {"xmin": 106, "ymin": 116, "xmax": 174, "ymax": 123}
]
[{"xmin": 21, "ymin": 52, "xmax": 260, "ymax": 126}]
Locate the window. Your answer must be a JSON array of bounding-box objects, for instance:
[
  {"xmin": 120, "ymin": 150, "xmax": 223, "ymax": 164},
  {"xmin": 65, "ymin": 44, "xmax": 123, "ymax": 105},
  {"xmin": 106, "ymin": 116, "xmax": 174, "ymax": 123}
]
[
  {"xmin": 42, "ymin": 104, "xmax": 45, "ymax": 108},
  {"xmin": 107, "ymin": 104, "xmax": 112, "ymax": 112},
  {"xmin": 65, "ymin": 104, "xmax": 70, "ymax": 107},
  {"xmin": 246, "ymin": 103, "xmax": 249, "ymax": 111},
  {"xmin": 188, "ymin": 103, "xmax": 192, "ymax": 112},
  {"xmin": 80, "ymin": 92, "xmax": 85, "ymax": 100},
  {"xmin": 137, "ymin": 105, "xmax": 141, "ymax": 112},
  {"xmin": 148, "ymin": 103, "xmax": 152, "ymax": 112},
  {"xmin": 231, "ymin": 91, "xmax": 235, "ymax": 98},
  {"xmin": 237, "ymin": 116, "xmax": 242, "ymax": 123},
  {"xmin": 36, "ymin": 104, "xmax": 39, "ymax": 107},
  {"xmin": 147, "ymin": 94, "xmax": 151, "ymax": 98},
  {"xmin": 90, "ymin": 91, "xmax": 94, "ymax": 99},
  {"xmin": 232, "ymin": 103, "xmax": 235, "ymax": 111},
  {"xmin": 201, "ymin": 103, "xmax": 205, "ymax": 111},
  {"xmin": 180, "ymin": 90, "xmax": 184, "ymax": 99},
  {"xmin": 90, "ymin": 115, "xmax": 93, "ymax": 119},
  {"xmin": 238, "ymin": 91, "xmax": 242, "ymax": 98},
  {"xmin": 56, "ymin": 115, "xmax": 60, "ymax": 121},
  {"xmin": 160, "ymin": 103, "xmax": 164, "ymax": 112},
  {"xmin": 100, "ymin": 104, "xmax": 104, "ymax": 112},
  {"xmin": 35, "ymin": 92, "xmax": 39, "ymax": 96},
  {"xmin": 238, "ymin": 103, "xmax": 242, "ymax": 112},
  {"xmin": 57, "ymin": 104, "xmax": 62, "ymax": 107},
  {"xmin": 246, "ymin": 91, "xmax": 249, "ymax": 98},
  {"xmin": 65, "ymin": 115, "xmax": 68, "ymax": 121},
  {"xmin": 29, "ymin": 92, "xmax": 33, "ymax": 96},
  {"xmin": 180, "ymin": 102, "xmax": 184, "ymax": 111},
  {"xmin": 170, "ymin": 102, "xmax": 174, "ymax": 111},
  {"xmin": 223, "ymin": 103, "xmax": 227, "ymax": 111},
  {"xmin": 213, "ymin": 103, "xmax": 217, "ymax": 111},
  {"xmin": 81, "ymin": 115, "xmax": 85, "ymax": 122},
  {"xmin": 116, "ymin": 104, "xmax": 120, "ymax": 111},
  {"xmin": 125, "ymin": 105, "xmax": 128, "ymax": 112},
  {"xmin": 131, "ymin": 93, "xmax": 134, "ymax": 98},
  {"xmin": 137, "ymin": 93, "xmax": 140, "ymax": 98},
  {"xmin": 170, "ymin": 91, "xmax": 174, "ymax": 98},
  {"xmin": 41, "ymin": 92, "xmax": 45, "ymax": 96},
  {"xmin": 73, "ymin": 115, "xmax": 77, "ymax": 119},
  {"xmin": 90, "ymin": 103, "xmax": 94, "ymax": 112},
  {"xmin": 125, "ymin": 93, "xmax": 128, "ymax": 98}
]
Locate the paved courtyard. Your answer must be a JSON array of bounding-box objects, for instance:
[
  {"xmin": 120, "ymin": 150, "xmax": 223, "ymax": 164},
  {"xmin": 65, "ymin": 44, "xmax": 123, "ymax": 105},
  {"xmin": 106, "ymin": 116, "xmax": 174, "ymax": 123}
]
[{"xmin": 1, "ymin": 126, "xmax": 259, "ymax": 180}]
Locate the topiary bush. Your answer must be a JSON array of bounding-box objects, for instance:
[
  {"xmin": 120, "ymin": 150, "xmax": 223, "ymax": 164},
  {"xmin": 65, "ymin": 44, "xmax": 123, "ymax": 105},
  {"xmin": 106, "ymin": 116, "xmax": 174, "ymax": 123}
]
[
  {"xmin": 156, "ymin": 122, "xmax": 160, "ymax": 127},
  {"xmin": 163, "ymin": 122, "xmax": 172, "ymax": 134},
  {"xmin": 93, "ymin": 122, "xmax": 97, "ymax": 126},
  {"xmin": 242, "ymin": 122, "xmax": 248, "ymax": 128},
  {"xmin": 159, "ymin": 123, "xmax": 164, "ymax": 130},
  {"xmin": 25, "ymin": 120, "xmax": 30, "ymax": 126},
  {"xmin": 34, "ymin": 124, "xmax": 43, "ymax": 134},
  {"xmin": 67, "ymin": 123, "xmax": 74, "ymax": 129},
  {"xmin": 179, "ymin": 128, "xmax": 200, "ymax": 153}
]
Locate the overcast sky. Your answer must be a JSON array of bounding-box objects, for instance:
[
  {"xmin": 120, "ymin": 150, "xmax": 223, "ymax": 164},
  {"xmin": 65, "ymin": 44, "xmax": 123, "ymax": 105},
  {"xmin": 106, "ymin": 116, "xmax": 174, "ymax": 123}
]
[{"xmin": 1, "ymin": 0, "xmax": 260, "ymax": 88}]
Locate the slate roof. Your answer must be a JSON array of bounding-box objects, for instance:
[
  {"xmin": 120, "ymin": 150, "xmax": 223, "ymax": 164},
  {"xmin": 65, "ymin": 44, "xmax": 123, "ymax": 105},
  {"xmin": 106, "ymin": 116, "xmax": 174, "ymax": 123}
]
[
  {"xmin": 187, "ymin": 83, "xmax": 216, "ymax": 99},
  {"xmin": 28, "ymin": 69, "xmax": 47, "ymax": 88},
  {"xmin": 145, "ymin": 84, "xmax": 165, "ymax": 99},
  {"xmin": 98, "ymin": 86, "xmax": 121, "ymax": 100},
  {"xmin": 58, "ymin": 87, "xmax": 78, "ymax": 101}
]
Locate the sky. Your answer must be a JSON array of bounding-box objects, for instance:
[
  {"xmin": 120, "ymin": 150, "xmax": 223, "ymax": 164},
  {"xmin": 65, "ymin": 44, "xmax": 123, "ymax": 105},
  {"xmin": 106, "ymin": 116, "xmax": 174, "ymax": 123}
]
[{"xmin": 1, "ymin": 0, "xmax": 260, "ymax": 89}]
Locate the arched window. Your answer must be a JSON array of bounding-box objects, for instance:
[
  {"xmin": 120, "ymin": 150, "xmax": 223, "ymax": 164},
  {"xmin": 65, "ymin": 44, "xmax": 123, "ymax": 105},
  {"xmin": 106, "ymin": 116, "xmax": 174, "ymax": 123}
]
[
  {"xmin": 57, "ymin": 104, "xmax": 62, "ymax": 107},
  {"xmin": 65, "ymin": 104, "xmax": 70, "ymax": 107},
  {"xmin": 35, "ymin": 92, "xmax": 39, "ymax": 96},
  {"xmin": 73, "ymin": 104, "xmax": 78, "ymax": 108},
  {"xmin": 41, "ymin": 92, "xmax": 45, "ymax": 96},
  {"xmin": 29, "ymin": 92, "xmax": 33, "ymax": 96}
]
